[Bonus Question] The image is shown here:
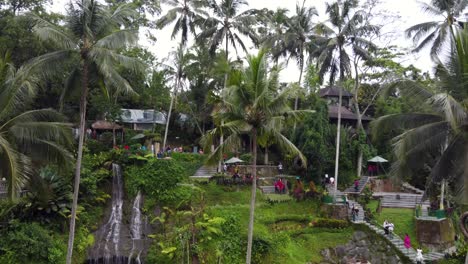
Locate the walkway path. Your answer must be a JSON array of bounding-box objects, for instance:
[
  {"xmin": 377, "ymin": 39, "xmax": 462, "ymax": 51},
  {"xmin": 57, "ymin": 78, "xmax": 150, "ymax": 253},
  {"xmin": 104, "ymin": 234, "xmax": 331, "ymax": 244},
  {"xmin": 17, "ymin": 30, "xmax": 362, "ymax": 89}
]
[
  {"xmin": 343, "ymin": 176, "xmax": 370, "ymax": 194},
  {"xmin": 373, "ymin": 192, "xmax": 430, "ymax": 209},
  {"xmin": 190, "ymin": 165, "xmax": 217, "ymax": 178},
  {"xmin": 348, "ymin": 200, "xmax": 445, "ymax": 263}
]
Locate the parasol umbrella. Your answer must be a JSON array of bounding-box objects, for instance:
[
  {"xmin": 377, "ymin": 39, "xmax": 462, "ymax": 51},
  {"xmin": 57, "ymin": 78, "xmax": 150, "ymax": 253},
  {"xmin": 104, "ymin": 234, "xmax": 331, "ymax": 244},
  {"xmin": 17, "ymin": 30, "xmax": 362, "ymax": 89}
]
[
  {"xmin": 368, "ymin": 156, "xmax": 388, "ymax": 163},
  {"xmin": 224, "ymin": 157, "xmax": 244, "ymax": 164},
  {"xmin": 131, "ymin": 133, "xmax": 145, "ymax": 140},
  {"xmin": 367, "ymin": 156, "xmax": 388, "ymax": 175}
]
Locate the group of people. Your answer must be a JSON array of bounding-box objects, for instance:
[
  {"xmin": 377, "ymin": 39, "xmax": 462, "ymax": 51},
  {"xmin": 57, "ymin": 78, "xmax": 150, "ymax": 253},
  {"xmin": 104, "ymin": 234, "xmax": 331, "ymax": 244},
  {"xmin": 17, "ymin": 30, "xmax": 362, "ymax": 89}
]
[
  {"xmin": 383, "ymin": 220, "xmax": 395, "ymax": 237},
  {"xmin": 274, "ymin": 178, "xmax": 286, "ymax": 194},
  {"xmin": 322, "ymin": 174, "xmax": 335, "ymax": 187},
  {"xmin": 367, "ymin": 164, "xmax": 379, "ymax": 176}
]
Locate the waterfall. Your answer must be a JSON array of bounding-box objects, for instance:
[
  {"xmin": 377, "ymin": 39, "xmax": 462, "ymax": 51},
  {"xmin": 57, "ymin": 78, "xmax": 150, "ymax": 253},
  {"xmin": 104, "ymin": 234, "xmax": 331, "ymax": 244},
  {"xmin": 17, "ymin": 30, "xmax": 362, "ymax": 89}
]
[
  {"xmin": 87, "ymin": 164, "xmax": 151, "ymax": 264},
  {"xmin": 128, "ymin": 191, "xmax": 143, "ymax": 264}
]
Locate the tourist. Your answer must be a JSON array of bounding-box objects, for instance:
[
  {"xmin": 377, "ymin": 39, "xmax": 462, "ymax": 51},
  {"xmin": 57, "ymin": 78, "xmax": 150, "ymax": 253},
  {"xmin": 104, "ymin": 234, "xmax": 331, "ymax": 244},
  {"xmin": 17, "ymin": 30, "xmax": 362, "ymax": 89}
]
[
  {"xmin": 388, "ymin": 222, "xmax": 394, "ymax": 238},
  {"xmin": 383, "ymin": 220, "xmax": 389, "ymax": 235},
  {"xmin": 157, "ymin": 150, "xmax": 163, "ymax": 159},
  {"xmin": 274, "ymin": 179, "xmax": 285, "ymax": 194},
  {"xmin": 354, "ymin": 179, "xmax": 359, "ymax": 191},
  {"xmin": 223, "ymin": 163, "xmax": 227, "ymax": 173},
  {"xmin": 329, "ymin": 176, "xmax": 335, "ymax": 186},
  {"xmin": 404, "ymin": 233, "xmax": 411, "ymax": 253},
  {"xmin": 325, "ymin": 174, "xmax": 329, "ymax": 184},
  {"xmin": 351, "ymin": 206, "xmax": 356, "ymax": 222},
  {"xmin": 415, "ymin": 248, "xmax": 423, "ymax": 264},
  {"xmin": 278, "ymin": 162, "xmax": 283, "ymax": 174}
]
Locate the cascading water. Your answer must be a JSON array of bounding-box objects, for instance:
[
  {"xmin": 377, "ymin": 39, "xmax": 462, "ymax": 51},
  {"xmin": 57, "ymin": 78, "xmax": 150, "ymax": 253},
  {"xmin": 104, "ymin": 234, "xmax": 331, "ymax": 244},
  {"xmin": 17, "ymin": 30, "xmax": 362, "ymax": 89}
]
[
  {"xmin": 87, "ymin": 164, "xmax": 151, "ymax": 264},
  {"xmin": 128, "ymin": 191, "xmax": 143, "ymax": 264}
]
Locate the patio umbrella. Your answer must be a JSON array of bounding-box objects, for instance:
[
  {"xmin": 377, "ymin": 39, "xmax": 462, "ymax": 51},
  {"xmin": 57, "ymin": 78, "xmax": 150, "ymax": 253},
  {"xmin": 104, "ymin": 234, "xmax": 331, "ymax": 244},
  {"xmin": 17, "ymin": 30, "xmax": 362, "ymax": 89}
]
[
  {"xmin": 131, "ymin": 133, "xmax": 145, "ymax": 140},
  {"xmin": 367, "ymin": 156, "xmax": 388, "ymax": 175},
  {"xmin": 368, "ymin": 156, "xmax": 388, "ymax": 163},
  {"xmin": 224, "ymin": 157, "xmax": 244, "ymax": 164}
]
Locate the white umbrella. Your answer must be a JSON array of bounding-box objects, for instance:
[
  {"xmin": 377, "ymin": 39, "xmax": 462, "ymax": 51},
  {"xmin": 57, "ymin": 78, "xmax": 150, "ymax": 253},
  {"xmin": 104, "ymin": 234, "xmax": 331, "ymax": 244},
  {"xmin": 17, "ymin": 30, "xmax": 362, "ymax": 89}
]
[
  {"xmin": 368, "ymin": 156, "xmax": 388, "ymax": 163},
  {"xmin": 225, "ymin": 157, "xmax": 244, "ymax": 164}
]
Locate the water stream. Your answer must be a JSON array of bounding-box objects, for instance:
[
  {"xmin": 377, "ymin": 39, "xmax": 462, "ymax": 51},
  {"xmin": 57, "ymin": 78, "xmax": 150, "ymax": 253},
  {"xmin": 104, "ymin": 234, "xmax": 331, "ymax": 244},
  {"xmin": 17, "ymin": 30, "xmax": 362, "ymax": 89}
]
[{"xmin": 87, "ymin": 164, "xmax": 150, "ymax": 264}]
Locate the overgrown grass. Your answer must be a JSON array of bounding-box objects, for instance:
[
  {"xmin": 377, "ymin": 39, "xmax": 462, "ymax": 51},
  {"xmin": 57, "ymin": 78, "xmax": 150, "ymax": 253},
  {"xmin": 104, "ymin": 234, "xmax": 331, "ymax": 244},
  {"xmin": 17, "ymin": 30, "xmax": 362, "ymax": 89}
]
[
  {"xmin": 373, "ymin": 207, "xmax": 419, "ymax": 248},
  {"xmin": 201, "ymin": 183, "xmax": 352, "ymax": 263}
]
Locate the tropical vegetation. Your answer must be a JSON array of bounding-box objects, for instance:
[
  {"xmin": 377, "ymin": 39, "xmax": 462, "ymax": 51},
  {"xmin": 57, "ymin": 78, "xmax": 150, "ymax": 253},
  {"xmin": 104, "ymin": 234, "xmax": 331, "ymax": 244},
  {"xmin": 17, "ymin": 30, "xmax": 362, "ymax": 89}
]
[{"xmin": 0, "ymin": 0, "xmax": 466, "ymax": 263}]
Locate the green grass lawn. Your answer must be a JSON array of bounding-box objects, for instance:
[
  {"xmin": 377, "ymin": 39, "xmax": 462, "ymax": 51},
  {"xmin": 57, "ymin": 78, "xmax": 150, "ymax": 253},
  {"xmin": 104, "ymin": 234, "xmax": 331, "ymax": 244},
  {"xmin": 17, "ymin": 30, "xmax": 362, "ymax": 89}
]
[
  {"xmin": 372, "ymin": 206, "xmax": 419, "ymax": 248},
  {"xmin": 201, "ymin": 183, "xmax": 353, "ymax": 263}
]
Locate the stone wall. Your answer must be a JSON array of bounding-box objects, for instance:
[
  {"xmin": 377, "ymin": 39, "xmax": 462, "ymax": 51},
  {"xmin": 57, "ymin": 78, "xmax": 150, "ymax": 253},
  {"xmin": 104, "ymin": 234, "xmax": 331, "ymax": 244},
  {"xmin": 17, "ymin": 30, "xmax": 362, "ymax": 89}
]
[
  {"xmin": 369, "ymin": 178, "xmax": 400, "ymax": 192},
  {"xmin": 320, "ymin": 204, "xmax": 348, "ymax": 220},
  {"xmin": 238, "ymin": 165, "xmax": 279, "ymax": 177},
  {"xmin": 416, "ymin": 218, "xmax": 455, "ymax": 251},
  {"xmin": 321, "ymin": 231, "xmax": 402, "ymax": 264}
]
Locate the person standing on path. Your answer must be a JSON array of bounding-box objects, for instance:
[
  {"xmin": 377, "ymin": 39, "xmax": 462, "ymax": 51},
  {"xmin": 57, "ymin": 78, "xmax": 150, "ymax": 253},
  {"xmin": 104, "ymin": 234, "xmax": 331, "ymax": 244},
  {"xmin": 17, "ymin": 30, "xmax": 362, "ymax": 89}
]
[
  {"xmin": 354, "ymin": 179, "xmax": 359, "ymax": 191},
  {"xmin": 404, "ymin": 233, "xmax": 411, "ymax": 253},
  {"xmin": 415, "ymin": 248, "xmax": 423, "ymax": 264},
  {"xmin": 278, "ymin": 162, "xmax": 283, "ymax": 174}
]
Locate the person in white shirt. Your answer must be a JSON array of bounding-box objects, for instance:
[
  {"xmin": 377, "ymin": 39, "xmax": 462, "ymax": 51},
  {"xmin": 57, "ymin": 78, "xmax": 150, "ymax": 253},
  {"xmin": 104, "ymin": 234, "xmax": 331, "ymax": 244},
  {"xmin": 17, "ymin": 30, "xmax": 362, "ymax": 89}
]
[
  {"xmin": 415, "ymin": 248, "xmax": 424, "ymax": 264},
  {"xmin": 278, "ymin": 162, "xmax": 283, "ymax": 174},
  {"xmin": 329, "ymin": 177, "xmax": 335, "ymax": 185}
]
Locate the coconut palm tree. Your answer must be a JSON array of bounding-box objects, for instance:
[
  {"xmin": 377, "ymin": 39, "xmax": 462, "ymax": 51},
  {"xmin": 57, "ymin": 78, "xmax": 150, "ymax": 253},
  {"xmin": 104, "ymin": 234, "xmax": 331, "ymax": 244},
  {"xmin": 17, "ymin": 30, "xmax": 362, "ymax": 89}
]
[
  {"xmin": 314, "ymin": 0, "xmax": 376, "ymax": 192},
  {"xmin": 31, "ymin": 1, "xmax": 144, "ymax": 262},
  {"xmin": 156, "ymin": 0, "xmax": 207, "ymax": 46},
  {"xmin": 371, "ymin": 29, "xmax": 468, "ymax": 209},
  {"xmin": 198, "ymin": 0, "xmax": 258, "ymax": 61},
  {"xmin": 162, "ymin": 43, "xmax": 192, "ymax": 150},
  {"xmin": 0, "ymin": 54, "xmax": 73, "ymax": 201},
  {"xmin": 201, "ymin": 49, "xmax": 310, "ymax": 264},
  {"xmin": 405, "ymin": 0, "xmax": 468, "ymax": 59},
  {"xmin": 270, "ymin": 2, "xmax": 317, "ymax": 110}
]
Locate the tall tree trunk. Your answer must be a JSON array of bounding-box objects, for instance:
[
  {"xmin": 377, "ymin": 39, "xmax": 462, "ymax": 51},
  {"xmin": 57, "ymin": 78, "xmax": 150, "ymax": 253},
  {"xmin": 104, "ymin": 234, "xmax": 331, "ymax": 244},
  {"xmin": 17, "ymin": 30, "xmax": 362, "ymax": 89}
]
[
  {"xmin": 163, "ymin": 77, "xmax": 179, "ymax": 151},
  {"xmin": 353, "ymin": 60, "xmax": 364, "ymax": 177},
  {"xmin": 333, "ymin": 49, "xmax": 345, "ymax": 195},
  {"xmin": 294, "ymin": 59, "xmax": 304, "ymax": 111},
  {"xmin": 218, "ymin": 34, "xmax": 228, "ymax": 172},
  {"xmin": 264, "ymin": 146, "xmax": 268, "ymax": 165},
  {"xmin": 66, "ymin": 60, "xmax": 89, "ymax": 264},
  {"xmin": 246, "ymin": 129, "xmax": 257, "ymax": 264},
  {"xmin": 112, "ymin": 126, "xmax": 116, "ymax": 146}
]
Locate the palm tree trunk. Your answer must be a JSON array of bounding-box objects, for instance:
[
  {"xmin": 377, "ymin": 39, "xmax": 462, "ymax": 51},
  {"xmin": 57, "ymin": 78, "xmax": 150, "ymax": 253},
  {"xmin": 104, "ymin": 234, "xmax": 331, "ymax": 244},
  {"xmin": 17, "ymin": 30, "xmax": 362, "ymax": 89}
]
[
  {"xmin": 218, "ymin": 34, "xmax": 228, "ymax": 173},
  {"xmin": 333, "ymin": 53, "xmax": 345, "ymax": 194},
  {"xmin": 163, "ymin": 77, "xmax": 179, "ymax": 151},
  {"xmin": 294, "ymin": 61, "xmax": 303, "ymax": 111},
  {"xmin": 66, "ymin": 60, "xmax": 89, "ymax": 264},
  {"xmin": 112, "ymin": 126, "xmax": 116, "ymax": 146},
  {"xmin": 246, "ymin": 129, "xmax": 257, "ymax": 264},
  {"xmin": 353, "ymin": 60, "xmax": 364, "ymax": 177}
]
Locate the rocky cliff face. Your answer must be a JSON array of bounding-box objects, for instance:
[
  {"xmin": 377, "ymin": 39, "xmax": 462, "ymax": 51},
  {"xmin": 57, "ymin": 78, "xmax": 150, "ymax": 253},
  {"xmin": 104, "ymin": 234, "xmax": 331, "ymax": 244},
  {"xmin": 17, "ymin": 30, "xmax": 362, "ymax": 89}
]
[{"xmin": 320, "ymin": 231, "xmax": 402, "ymax": 264}]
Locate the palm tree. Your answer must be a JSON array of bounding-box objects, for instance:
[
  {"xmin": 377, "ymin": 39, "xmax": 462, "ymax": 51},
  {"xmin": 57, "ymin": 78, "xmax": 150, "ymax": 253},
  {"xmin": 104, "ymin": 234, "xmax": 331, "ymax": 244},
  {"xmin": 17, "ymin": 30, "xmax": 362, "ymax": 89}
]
[
  {"xmin": 405, "ymin": 0, "xmax": 468, "ymax": 59},
  {"xmin": 199, "ymin": 0, "xmax": 258, "ymax": 62},
  {"xmin": 201, "ymin": 49, "xmax": 310, "ymax": 264},
  {"xmin": 31, "ymin": 1, "xmax": 143, "ymax": 262},
  {"xmin": 270, "ymin": 2, "xmax": 317, "ymax": 110},
  {"xmin": 0, "ymin": 54, "xmax": 73, "ymax": 201},
  {"xmin": 162, "ymin": 43, "xmax": 191, "ymax": 150},
  {"xmin": 314, "ymin": 0, "xmax": 375, "ymax": 192},
  {"xmin": 156, "ymin": 0, "xmax": 207, "ymax": 46},
  {"xmin": 371, "ymin": 29, "xmax": 468, "ymax": 210}
]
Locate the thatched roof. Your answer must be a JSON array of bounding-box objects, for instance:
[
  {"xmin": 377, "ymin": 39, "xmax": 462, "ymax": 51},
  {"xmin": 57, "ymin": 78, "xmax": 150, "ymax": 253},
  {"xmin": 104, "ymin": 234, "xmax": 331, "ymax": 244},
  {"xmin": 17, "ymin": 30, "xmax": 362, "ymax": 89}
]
[
  {"xmin": 91, "ymin": 120, "xmax": 123, "ymax": 130},
  {"xmin": 319, "ymin": 86, "xmax": 353, "ymax": 98}
]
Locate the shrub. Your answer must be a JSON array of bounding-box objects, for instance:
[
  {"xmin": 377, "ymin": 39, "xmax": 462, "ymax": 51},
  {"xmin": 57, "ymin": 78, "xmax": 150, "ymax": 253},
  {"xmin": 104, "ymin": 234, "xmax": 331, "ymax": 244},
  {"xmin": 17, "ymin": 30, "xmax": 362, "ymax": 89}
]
[
  {"xmin": 311, "ymin": 218, "xmax": 349, "ymax": 229},
  {"xmin": 125, "ymin": 159, "xmax": 185, "ymax": 203},
  {"xmin": 86, "ymin": 139, "xmax": 108, "ymax": 154},
  {"xmin": 0, "ymin": 221, "xmax": 56, "ymax": 264}
]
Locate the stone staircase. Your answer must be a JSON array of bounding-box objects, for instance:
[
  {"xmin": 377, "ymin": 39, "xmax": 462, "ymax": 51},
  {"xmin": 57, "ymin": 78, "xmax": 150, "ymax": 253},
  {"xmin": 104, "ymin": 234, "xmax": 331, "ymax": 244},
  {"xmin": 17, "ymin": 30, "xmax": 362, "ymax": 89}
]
[
  {"xmin": 343, "ymin": 176, "xmax": 370, "ymax": 194},
  {"xmin": 347, "ymin": 200, "xmax": 365, "ymax": 222},
  {"xmin": 362, "ymin": 221, "xmax": 445, "ymax": 263},
  {"xmin": 347, "ymin": 200, "xmax": 446, "ymax": 263},
  {"xmin": 191, "ymin": 165, "xmax": 217, "ymax": 178},
  {"xmin": 259, "ymin": 185, "xmax": 275, "ymax": 194},
  {"xmin": 402, "ymin": 182, "xmax": 425, "ymax": 195},
  {"xmin": 378, "ymin": 193, "xmax": 430, "ymax": 208}
]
